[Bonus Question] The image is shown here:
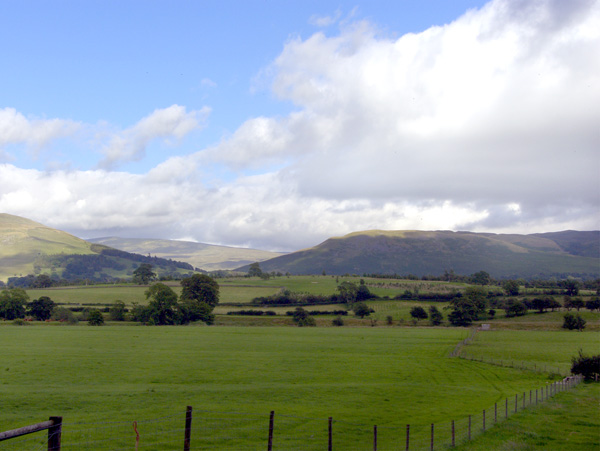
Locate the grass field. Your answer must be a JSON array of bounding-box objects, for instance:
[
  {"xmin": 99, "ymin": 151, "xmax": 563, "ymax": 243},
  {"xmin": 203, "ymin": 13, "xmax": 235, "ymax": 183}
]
[{"xmin": 0, "ymin": 325, "xmax": 565, "ymax": 450}]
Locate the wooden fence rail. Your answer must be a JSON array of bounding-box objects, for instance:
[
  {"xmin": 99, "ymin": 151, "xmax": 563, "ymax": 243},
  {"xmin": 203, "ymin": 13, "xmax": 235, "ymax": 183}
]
[{"xmin": 0, "ymin": 416, "xmax": 62, "ymax": 450}]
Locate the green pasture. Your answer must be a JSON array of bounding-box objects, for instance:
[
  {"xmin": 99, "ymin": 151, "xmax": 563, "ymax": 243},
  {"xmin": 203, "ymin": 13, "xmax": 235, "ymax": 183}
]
[
  {"xmin": 460, "ymin": 329, "xmax": 600, "ymax": 375},
  {"xmin": 0, "ymin": 325, "xmax": 561, "ymax": 450}
]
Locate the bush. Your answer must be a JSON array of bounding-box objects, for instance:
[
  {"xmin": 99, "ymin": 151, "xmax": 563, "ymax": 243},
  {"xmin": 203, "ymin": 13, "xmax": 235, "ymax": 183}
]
[
  {"xmin": 87, "ymin": 309, "xmax": 104, "ymax": 326},
  {"xmin": 109, "ymin": 301, "xmax": 127, "ymax": 321},
  {"xmin": 563, "ymin": 313, "xmax": 586, "ymax": 331},
  {"xmin": 571, "ymin": 350, "xmax": 600, "ymax": 381},
  {"xmin": 51, "ymin": 307, "xmax": 78, "ymax": 324},
  {"xmin": 429, "ymin": 306, "xmax": 443, "ymax": 326},
  {"xmin": 332, "ymin": 316, "xmax": 344, "ymax": 326},
  {"xmin": 292, "ymin": 307, "xmax": 316, "ymax": 327}
]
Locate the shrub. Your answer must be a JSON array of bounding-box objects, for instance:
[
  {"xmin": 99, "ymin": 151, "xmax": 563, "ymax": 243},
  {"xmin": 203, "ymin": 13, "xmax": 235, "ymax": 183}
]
[
  {"xmin": 563, "ymin": 313, "xmax": 586, "ymax": 331},
  {"xmin": 429, "ymin": 306, "xmax": 443, "ymax": 325},
  {"xmin": 386, "ymin": 315, "xmax": 393, "ymax": 325},
  {"xmin": 109, "ymin": 301, "xmax": 127, "ymax": 321},
  {"xmin": 292, "ymin": 307, "xmax": 316, "ymax": 327},
  {"xmin": 332, "ymin": 316, "xmax": 344, "ymax": 327},
  {"xmin": 410, "ymin": 306, "xmax": 428, "ymax": 321},
  {"xmin": 571, "ymin": 350, "xmax": 600, "ymax": 380},
  {"xmin": 87, "ymin": 309, "xmax": 104, "ymax": 326},
  {"xmin": 51, "ymin": 307, "xmax": 78, "ymax": 324}
]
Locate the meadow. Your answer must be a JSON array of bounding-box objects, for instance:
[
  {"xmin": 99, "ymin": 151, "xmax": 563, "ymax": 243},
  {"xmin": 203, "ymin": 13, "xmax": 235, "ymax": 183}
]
[{"xmin": 0, "ymin": 325, "xmax": 571, "ymax": 450}]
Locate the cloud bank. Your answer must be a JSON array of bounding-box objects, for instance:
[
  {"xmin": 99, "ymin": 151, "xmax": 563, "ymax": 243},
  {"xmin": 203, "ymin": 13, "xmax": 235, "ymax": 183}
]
[{"xmin": 1, "ymin": 0, "xmax": 598, "ymax": 251}]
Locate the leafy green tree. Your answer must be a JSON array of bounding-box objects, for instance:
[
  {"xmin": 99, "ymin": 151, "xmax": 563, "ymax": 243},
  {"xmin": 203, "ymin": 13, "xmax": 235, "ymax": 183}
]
[
  {"xmin": 133, "ymin": 263, "xmax": 156, "ymax": 285},
  {"xmin": 109, "ymin": 300, "xmax": 127, "ymax": 321},
  {"xmin": 87, "ymin": 309, "xmax": 104, "ymax": 326},
  {"xmin": 180, "ymin": 274, "xmax": 219, "ymax": 308},
  {"xmin": 356, "ymin": 279, "xmax": 374, "ymax": 301},
  {"xmin": 51, "ymin": 307, "xmax": 78, "ymax": 324},
  {"xmin": 563, "ymin": 313, "xmax": 586, "ymax": 331},
  {"xmin": 0, "ymin": 288, "xmax": 29, "ymax": 320},
  {"xmin": 470, "ymin": 271, "xmax": 492, "ymax": 286},
  {"xmin": 564, "ymin": 280, "xmax": 580, "ymax": 297},
  {"xmin": 332, "ymin": 316, "xmax": 344, "ymax": 326},
  {"xmin": 145, "ymin": 283, "xmax": 180, "ymax": 325},
  {"xmin": 292, "ymin": 307, "xmax": 316, "ymax": 327},
  {"xmin": 337, "ymin": 281, "xmax": 358, "ymax": 303},
  {"xmin": 429, "ymin": 306, "xmax": 443, "ymax": 325},
  {"xmin": 502, "ymin": 280, "xmax": 519, "ymax": 296},
  {"xmin": 32, "ymin": 274, "xmax": 53, "ymax": 288},
  {"xmin": 179, "ymin": 298, "xmax": 215, "ymax": 325},
  {"xmin": 410, "ymin": 306, "xmax": 428, "ymax": 321},
  {"xmin": 503, "ymin": 299, "xmax": 527, "ymax": 317},
  {"xmin": 248, "ymin": 262, "xmax": 263, "ymax": 278},
  {"xmin": 571, "ymin": 350, "xmax": 600, "ymax": 380},
  {"xmin": 28, "ymin": 296, "xmax": 55, "ymax": 321},
  {"xmin": 447, "ymin": 287, "xmax": 487, "ymax": 327},
  {"xmin": 585, "ymin": 298, "xmax": 600, "ymax": 312},
  {"xmin": 352, "ymin": 302, "xmax": 372, "ymax": 318}
]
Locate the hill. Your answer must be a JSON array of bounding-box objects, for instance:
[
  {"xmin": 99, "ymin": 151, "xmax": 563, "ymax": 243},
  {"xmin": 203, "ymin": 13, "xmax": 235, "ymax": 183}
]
[
  {"xmin": 237, "ymin": 230, "xmax": 600, "ymax": 279},
  {"xmin": 0, "ymin": 213, "xmax": 196, "ymax": 283},
  {"xmin": 88, "ymin": 237, "xmax": 284, "ymax": 271}
]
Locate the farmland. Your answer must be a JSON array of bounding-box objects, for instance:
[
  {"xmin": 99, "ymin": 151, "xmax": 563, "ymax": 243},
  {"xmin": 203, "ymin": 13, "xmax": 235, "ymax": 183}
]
[{"xmin": 1, "ymin": 275, "xmax": 599, "ymax": 449}]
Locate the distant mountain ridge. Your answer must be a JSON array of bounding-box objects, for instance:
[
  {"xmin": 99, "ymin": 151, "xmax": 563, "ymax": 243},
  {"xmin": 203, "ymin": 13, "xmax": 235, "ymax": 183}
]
[
  {"xmin": 236, "ymin": 230, "xmax": 600, "ymax": 279},
  {"xmin": 88, "ymin": 237, "xmax": 284, "ymax": 271}
]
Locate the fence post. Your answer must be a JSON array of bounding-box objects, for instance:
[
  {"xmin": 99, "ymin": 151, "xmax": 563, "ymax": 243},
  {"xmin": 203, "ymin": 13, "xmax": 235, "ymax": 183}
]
[
  {"xmin": 48, "ymin": 417, "xmax": 62, "ymax": 451},
  {"xmin": 267, "ymin": 411, "xmax": 274, "ymax": 451},
  {"xmin": 494, "ymin": 403, "xmax": 497, "ymax": 423},
  {"xmin": 483, "ymin": 410, "xmax": 486, "ymax": 432},
  {"xmin": 505, "ymin": 398, "xmax": 508, "ymax": 418},
  {"xmin": 373, "ymin": 425, "xmax": 377, "ymax": 451},
  {"xmin": 430, "ymin": 424, "xmax": 434, "ymax": 451},
  {"xmin": 406, "ymin": 424, "xmax": 410, "ymax": 451},
  {"xmin": 451, "ymin": 420, "xmax": 455, "ymax": 447},
  {"xmin": 328, "ymin": 417, "xmax": 332, "ymax": 451},
  {"xmin": 515, "ymin": 394, "xmax": 518, "ymax": 413},
  {"xmin": 468, "ymin": 416, "xmax": 471, "ymax": 441},
  {"xmin": 184, "ymin": 406, "xmax": 192, "ymax": 451}
]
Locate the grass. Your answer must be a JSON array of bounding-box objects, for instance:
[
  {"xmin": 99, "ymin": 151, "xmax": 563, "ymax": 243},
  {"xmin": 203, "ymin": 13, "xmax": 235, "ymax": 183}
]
[
  {"xmin": 453, "ymin": 383, "xmax": 600, "ymax": 450},
  {"xmin": 0, "ymin": 325, "xmax": 555, "ymax": 450}
]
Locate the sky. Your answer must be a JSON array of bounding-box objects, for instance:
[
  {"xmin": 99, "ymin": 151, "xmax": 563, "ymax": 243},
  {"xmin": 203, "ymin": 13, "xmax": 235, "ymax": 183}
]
[{"xmin": 0, "ymin": 0, "xmax": 598, "ymax": 252}]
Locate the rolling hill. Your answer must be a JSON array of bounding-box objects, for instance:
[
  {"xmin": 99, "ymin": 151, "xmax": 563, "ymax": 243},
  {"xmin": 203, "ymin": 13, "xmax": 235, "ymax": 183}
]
[
  {"xmin": 0, "ymin": 214, "xmax": 196, "ymax": 282},
  {"xmin": 88, "ymin": 237, "xmax": 284, "ymax": 271},
  {"xmin": 236, "ymin": 230, "xmax": 600, "ymax": 279}
]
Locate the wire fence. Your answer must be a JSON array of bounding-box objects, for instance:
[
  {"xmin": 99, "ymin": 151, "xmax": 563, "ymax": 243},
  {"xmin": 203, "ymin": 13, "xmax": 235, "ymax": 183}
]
[{"xmin": 1, "ymin": 375, "xmax": 583, "ymax": 450}]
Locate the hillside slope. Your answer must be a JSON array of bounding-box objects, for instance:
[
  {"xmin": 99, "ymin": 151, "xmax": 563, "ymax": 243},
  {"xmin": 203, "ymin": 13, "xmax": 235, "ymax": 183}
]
[
  {"xmin": 0, "ymin": 214, "xmax": 196, "ymax": 282},
  {"xmin": 238, "ymin": 230, "xmax": 600, "ymax": 278},
  {"xmin": 88, "ymin": 237, "xmax": 284, "ymax": 271}
]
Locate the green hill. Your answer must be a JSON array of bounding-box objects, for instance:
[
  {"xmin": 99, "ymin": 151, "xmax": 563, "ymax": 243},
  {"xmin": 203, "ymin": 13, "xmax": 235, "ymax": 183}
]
[
  {"xmin": 0, "ymin": 214, "xmax": 196, "ymax": 283},
  {"xmin": 237, "ymin": 230, "xmax": 600, "ymax": 279},
  {"xmin": 88, "ymin": 237, "xmax": 284, "ymax": 271}
]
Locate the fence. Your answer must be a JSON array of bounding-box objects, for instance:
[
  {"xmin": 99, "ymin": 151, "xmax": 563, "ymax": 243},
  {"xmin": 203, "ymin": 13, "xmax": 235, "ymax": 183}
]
[{"xmin": 0, "ymin": 375, "xmax": 583, "ymax": 450}]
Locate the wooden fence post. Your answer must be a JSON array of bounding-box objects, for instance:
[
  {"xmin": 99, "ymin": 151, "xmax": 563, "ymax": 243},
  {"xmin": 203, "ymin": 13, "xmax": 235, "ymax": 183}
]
[
  {"xmin": 48, "ymin": 417, "xmax": 62, "ymax": 451},
  {"xmin": 468, "ymin": 415, "xmax": 471, "ymax": 441},
  {"xmin": 405, "ymin": 424, "xmax": 410, "ymax": 451},
  {"xmin": 430, "ymin": 424, "xmax": 434, "ymax": 451},
  {"xmin": 494, "ymin": 403, "xmax": 497, "ymax": 423},
  {"xmin": 183, "ymin": 406, "xmax": 192, "ymax": 451},
  {"xmin": 483, "ymin": 410, "xmax": 486, "ymax": 432},
  {"xmin": 328, "ymin": 417, "xmax": 332, "ymax": 451},
  {"xmin": 267, "ymin": 411, "xmax": 274, "ymax": 451},
  {"xmin": 451, "ymin": 420, "xmax": 455, "ymax": 447},
  {"xmin": 373, "ymin": 425, "xmax": 377, "ymax": 451}
]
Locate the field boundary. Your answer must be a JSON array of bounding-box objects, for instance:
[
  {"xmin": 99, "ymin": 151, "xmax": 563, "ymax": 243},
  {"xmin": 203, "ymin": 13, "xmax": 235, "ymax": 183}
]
[{"xmin": 3, "ymin": 377, "xmax": 584, "ymax": 450}]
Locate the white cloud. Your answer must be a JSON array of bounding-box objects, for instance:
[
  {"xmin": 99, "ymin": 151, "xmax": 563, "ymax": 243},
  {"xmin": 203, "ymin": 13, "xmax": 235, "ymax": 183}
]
[
  {"xmin": 0, "ymin": 107, "xmax": 80, "ymax": 152},
  {"xmin": 98, "ymin": 105, "xmax": 210, "ymax": 169},
  {"xmin": 1, "ymin": 0, "xmax": 599, "ymax": 251}
]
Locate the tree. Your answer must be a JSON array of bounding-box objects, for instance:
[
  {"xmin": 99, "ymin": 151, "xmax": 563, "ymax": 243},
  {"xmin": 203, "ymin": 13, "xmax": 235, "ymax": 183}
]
[
  {"xmin": 337, "ymin": 282, "xmax": 358, "ymax": 304},
  {"xmin": 28, "ymin": 296, "xmax": 55, "ymax": 321},
  {"xmin": 332, "ymin": 316, "xmax": 344, "ymax": 326},
  {"xmin": 0, "ymin": 288, "xmax": 29, "ymax": 320},
  {"xmin": 180, "ymin": 274, "xmax": 219, "ymax": 309},
  {"xmin": 133, "ymin": 263, "xmax": 156, "ymax": 285},
  {"xmin": 145, "ymin": 283, "xmax": 180, "ymax": 325},
  {"xmin": 429, "ymin": 306, "xmax": 443, "ymax": 325},
  {"xmin": 356, "ymin": 279, "xmax": 373, "ymax": 301},
  {"xmin": 585, "ymin": 298, "xmax": 600, "ymax": 312},
  {"xmin": 502, "ymin": 280, "xmax": 519, "ymax": 296},
  {"xmin": 292, "ymin": 307, "xmax": 316, "ymax": 327},
  {"xmin": 564, "ymin": 280, "xmax": 580, "ymax": 297},
  {"xmin": 571, "ymin": 350, "xmax": 600, "ymax": 380},
  {"xmin": 410, "ymin": 306, "xmax": 428, "ymax": 321},
  {"xmin": 352, "ymin": 302, "xmax": 372, "ymax": 318},
  {"xmin": 248, "ymin": 262, "xmax": 263, "ymax": 278},
  {"xmin": 109, "ymin": 300, "xmax": 127, "ymax": 321},
  {"xmin": 447, "ymin": 287, "xmax": 487, "ymax": 327},
  {"xmin": 570, "ymin": 298, "xmax": 585, "ymax": 311},
  {"xmin": 503, "ymin": 299, "xmax": 527, "ymax": 317},
  {"xmin": 470, "ymin": 271, "xmax": 491, "ymax": 286},
  {"xmin": 563, "ymin": 313, "xmax": 586, "ymax": 331},
  {"xmin": 87, "ymin": 309, "xmax": 104, "ymax": 326}
]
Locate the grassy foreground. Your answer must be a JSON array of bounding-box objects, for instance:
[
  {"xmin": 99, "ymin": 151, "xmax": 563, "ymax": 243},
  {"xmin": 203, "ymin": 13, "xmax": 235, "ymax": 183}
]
[{"xmin": 0, "ymin": 325, "xmax": 555, "ymax": 450}]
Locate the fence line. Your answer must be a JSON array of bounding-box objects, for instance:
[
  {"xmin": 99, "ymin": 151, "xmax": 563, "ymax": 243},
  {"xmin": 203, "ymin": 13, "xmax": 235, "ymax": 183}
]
[{"xmin": 1, "ymin": 375, "xmax": 583, "ymax": 450}]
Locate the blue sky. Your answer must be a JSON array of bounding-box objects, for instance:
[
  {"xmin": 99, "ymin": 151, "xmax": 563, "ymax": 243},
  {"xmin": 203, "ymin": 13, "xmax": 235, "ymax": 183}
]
[{"xmin": 1, "ymin": 0, "xmax": 598, "ymax": 251}]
